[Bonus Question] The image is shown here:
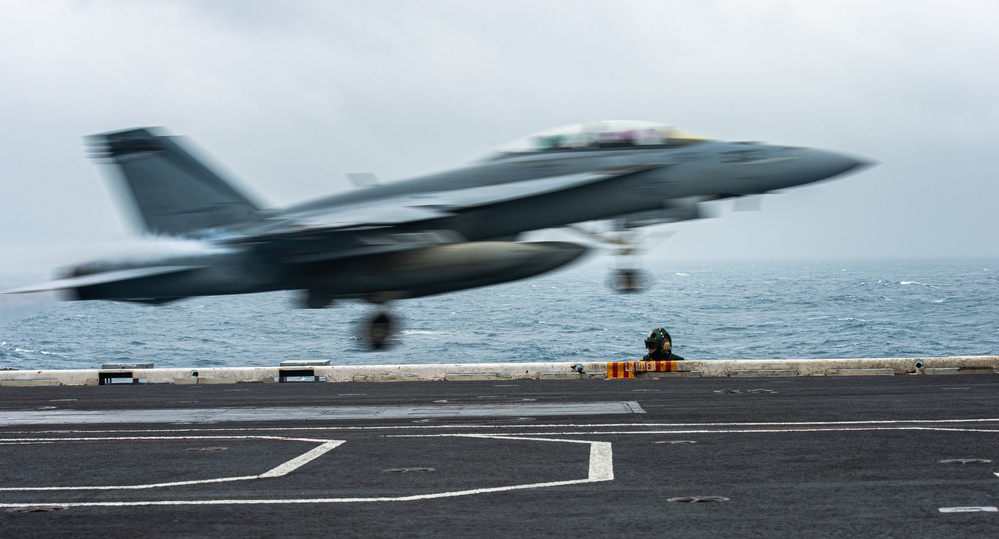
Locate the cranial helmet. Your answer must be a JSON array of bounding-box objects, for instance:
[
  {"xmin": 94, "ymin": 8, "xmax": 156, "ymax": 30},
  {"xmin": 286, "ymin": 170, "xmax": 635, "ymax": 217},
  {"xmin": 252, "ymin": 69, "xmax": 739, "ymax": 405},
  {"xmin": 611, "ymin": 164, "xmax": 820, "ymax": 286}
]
[{"xmin": 645, "ymin": 328, "xmax": 672, "ymax": 350}]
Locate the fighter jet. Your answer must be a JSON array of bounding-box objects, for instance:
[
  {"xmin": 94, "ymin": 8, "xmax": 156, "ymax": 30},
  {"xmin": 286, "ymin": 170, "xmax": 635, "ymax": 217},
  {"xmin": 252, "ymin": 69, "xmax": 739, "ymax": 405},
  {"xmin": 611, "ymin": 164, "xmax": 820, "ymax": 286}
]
[{"xmin": 6, "ymin": 121, "xmax": 870, "ymax": 348}]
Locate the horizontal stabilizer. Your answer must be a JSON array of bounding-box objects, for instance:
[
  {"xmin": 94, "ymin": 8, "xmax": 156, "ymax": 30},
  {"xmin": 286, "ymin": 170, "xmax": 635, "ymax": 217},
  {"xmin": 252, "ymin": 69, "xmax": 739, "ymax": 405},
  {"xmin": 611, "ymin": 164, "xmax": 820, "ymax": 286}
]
[{"xmin": 2, "ymin": 266, "xmax": 203, "ymax": 295}]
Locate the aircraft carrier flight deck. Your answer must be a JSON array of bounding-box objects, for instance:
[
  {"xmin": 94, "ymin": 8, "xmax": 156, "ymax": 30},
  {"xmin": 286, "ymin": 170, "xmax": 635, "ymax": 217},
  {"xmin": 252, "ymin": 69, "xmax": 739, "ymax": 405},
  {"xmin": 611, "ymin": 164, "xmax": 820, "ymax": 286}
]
[{"xmin": 1, "ymin": 357, "xmax": 998, "ymax": 538}]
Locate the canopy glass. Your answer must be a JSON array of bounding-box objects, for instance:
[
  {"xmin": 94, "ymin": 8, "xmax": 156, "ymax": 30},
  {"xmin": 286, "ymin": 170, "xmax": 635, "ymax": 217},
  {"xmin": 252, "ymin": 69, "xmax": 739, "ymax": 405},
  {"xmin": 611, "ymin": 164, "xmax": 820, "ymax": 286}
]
[{"xmin": 497, "ymin": 120, "xmax": 710, "ymax": 154}]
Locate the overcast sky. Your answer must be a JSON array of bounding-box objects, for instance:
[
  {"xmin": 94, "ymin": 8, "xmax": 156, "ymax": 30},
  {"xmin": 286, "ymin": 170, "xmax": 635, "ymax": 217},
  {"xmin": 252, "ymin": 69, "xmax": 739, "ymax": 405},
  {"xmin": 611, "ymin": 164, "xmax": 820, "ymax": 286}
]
[{"xmin": 1, "ymin": 0, "xmax": 997, "ymax": 284}]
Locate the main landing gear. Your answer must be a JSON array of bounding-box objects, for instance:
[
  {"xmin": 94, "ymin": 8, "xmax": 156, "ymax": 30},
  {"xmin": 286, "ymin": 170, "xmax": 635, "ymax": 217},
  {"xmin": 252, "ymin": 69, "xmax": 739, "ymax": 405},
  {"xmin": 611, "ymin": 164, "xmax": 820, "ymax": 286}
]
[
  {"xmin": 365, "ymin": 310, "xmax": 395, "ymax": 351},
  {"xmin": 300, "ymin": 290, "xmax": 398, "ymax": 351}
]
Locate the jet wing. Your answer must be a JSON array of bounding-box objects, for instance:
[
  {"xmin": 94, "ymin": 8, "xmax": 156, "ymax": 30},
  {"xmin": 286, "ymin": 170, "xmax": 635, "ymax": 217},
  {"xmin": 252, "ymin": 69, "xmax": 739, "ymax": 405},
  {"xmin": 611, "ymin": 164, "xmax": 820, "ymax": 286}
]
[
  {"xmin": 257, "ymin": 165, "xmax": 667, "ymax": 237},
  {"xmin": 3, "ymin": 265, "xmax": 204, "ymax": 294},
  {"xmin": 407, "ymin": 167, "xmax": 660, "ymax": 210},
  {"xmin": 220, "ymin": 165, "xmax": 666, "ymax": 264}
]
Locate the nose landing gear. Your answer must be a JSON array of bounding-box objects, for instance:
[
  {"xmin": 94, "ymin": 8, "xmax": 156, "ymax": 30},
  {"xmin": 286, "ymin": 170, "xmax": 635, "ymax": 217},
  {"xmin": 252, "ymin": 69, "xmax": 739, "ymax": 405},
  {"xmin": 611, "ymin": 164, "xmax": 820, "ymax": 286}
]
[
  {"xmin": 567, "ymin": 223, "xmax": 669, "ymax": 294},
  {"xmin": 614, "ymin": 267, "xmax": 646, "ymax": 293}
]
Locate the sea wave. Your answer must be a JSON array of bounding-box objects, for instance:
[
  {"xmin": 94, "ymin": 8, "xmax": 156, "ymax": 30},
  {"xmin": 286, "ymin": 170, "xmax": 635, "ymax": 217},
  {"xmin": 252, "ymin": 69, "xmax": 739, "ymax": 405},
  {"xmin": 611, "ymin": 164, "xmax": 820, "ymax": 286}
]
[{"xmin": 3, "ymin": 259, "xmax": 999, "ymax": 369}]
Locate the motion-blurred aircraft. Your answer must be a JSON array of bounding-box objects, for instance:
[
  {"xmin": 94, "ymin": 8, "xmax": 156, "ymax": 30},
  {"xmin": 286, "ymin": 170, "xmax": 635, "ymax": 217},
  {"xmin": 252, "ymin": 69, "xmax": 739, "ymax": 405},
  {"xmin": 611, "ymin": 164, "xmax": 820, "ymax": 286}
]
[{"xmin": 6, "ymin": 121, "xmax": 870, "ymax": 348}]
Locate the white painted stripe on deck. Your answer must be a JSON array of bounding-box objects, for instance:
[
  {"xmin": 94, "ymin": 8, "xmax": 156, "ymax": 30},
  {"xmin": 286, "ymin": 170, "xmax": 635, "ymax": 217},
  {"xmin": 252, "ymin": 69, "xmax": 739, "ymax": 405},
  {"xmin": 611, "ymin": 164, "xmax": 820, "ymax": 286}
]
[
  {"xmin": 0, "ymin": 401, "xmax": 644, "ymax": 426},
  {"xmin": 259, "ymin": 440, "xmax": 344, "ymax": 478},
  {"xmin": 4, "ymin": 417, "xmax": 997, "ymax": 439},
  {"xmin": 939, "ymin": 506, "xmax": 998, "ymax": 513},
  {"xmin": 0, "ymin": 437, "xmax": 345, "ymax": 492},
  {"xmin": 0, "ymin": 434, "xmax": 612, "ymax": 506}
]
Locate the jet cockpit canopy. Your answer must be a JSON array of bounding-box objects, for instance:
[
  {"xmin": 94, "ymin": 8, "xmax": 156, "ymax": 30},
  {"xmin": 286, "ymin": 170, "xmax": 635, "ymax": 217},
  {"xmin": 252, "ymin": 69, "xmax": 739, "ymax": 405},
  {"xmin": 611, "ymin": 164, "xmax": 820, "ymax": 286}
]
[{"xmin": 495, "ymin": 120, "xmax": 710, "ymax": 155}]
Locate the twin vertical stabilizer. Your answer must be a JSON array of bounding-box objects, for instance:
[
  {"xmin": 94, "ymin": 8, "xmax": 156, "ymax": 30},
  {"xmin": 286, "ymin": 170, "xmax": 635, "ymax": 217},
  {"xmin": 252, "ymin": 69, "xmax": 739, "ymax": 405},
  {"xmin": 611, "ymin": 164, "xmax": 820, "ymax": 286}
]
[{"xmin": 88, "ymin": 128, "xmax": 264, "ymax": 237}]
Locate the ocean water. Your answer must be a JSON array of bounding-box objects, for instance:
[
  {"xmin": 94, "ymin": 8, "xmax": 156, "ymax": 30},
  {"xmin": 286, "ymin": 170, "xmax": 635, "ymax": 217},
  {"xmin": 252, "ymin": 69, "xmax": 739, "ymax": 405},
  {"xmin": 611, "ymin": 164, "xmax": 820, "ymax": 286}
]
[{"xmin": 2, "ymin": 258, "xmax": 998, "ymax": 370}]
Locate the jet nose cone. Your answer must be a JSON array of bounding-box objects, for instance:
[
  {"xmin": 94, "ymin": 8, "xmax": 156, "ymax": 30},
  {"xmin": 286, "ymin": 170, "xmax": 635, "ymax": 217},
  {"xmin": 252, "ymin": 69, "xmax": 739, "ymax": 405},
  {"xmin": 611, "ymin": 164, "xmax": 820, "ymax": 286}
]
[{"xmin": 808, "ymin": 149, "xmax": 876, "ymax": 179}]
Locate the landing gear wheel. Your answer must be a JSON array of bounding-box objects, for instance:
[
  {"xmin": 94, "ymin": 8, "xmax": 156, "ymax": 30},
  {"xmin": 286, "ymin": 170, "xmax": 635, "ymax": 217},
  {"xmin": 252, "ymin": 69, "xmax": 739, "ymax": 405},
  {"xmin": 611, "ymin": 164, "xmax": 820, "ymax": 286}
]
[
  {"xmin": 366, "ymin": 311, "xmax": 395, "ymax": 351},
  {"xmin": 614, "ymin": 268, "xmax": 646, "ymax": 293},
  {"xmin": 300, "ymin": 290, "xmax": 333, "ymax": 309}
]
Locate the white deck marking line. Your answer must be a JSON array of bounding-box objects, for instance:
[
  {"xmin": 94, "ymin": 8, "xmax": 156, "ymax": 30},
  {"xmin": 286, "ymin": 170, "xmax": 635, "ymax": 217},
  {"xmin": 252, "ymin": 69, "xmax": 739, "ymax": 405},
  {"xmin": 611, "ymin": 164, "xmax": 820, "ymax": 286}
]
[
  {"xmin": 589, "ymin": 441, "xmax": 614, "ymax": 481},
  {"xmin": 0, "ymin": 437, "xmax": 344, "ymax": 492},
  {"xmin": 0, "ymin": 436, "xmax": 612, "ymax": 507},
  {"xmin": 0, "ymin": 401, "xmax": 645, "ymax": 426},
  {"xmin": 456, "ymin": 434, "xmax": 614, "ymax": 481},
  {"xmin": 0, "ymin": 435, "xmax": 334, "ymax": 444},
  {"xmin": 389, "ymin": 426, "xmax": 999, "ymax": 438},
  {"xmin": 939, "ymin": 506, "xmax": 998, "ymax": 513},
  {"xmin": 259, "ymin": 440, "xmax": 344, "ymax": 478},
  {"xmin": 6, "ymin": 417, "xmax": 994, "ymax": 437}
]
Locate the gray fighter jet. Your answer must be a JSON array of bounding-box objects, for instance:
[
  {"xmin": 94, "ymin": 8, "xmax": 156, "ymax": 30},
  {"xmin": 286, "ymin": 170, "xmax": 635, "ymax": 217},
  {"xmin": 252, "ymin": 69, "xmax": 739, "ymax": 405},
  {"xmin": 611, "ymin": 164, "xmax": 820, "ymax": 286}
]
[{"xmin": 6, "ymin": 121, "xmax": 870, "ymax": 348}]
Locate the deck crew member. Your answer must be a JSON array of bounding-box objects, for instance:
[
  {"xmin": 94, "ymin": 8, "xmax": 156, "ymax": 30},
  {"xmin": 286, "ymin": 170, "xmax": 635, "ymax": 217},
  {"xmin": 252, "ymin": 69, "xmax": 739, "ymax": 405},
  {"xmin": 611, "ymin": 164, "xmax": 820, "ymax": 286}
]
[{"xmin": 643, "ymin": 327, "xmax": 684, "ymax": 360}]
